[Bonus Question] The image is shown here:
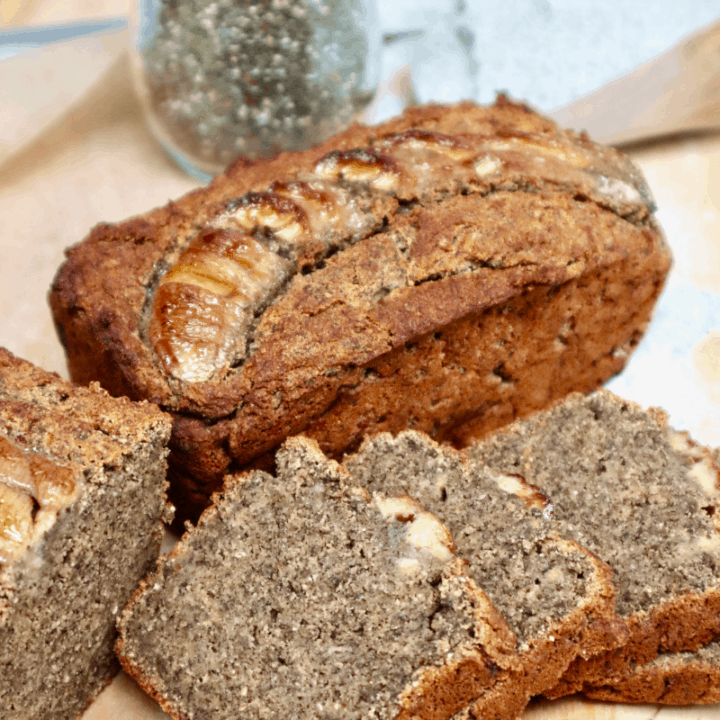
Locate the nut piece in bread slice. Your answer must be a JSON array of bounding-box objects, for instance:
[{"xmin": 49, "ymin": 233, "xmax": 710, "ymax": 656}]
[
  {"xmin": 50, "ymin": 98, "xmax": 671, "ymax": 523},
  {"xmin": 344, "ymin": 430, "xmax": 622, "ymax": 719},
  {"xmin": 470, "ymin": 389, "xmax": 720, "ymax": 700},
  {"xmin": 0, "ymin": 348, "xmax": 172, "ymax": 720}
]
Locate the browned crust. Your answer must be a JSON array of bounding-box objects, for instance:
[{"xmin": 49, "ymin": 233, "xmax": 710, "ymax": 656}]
[
  {"xmin": 544, "ymin": 586, "xmax": 720, "ymax": 699},
  {"xmin": 50, "ymin": 99, "xmax": 671, "ymax": 518},
  {"xmin": 581, "ymin": 646, "xmax": 720, "ymax": 705},
  {"xmin": 50, "ymin": 99, "xmax": 655, "ymax": 411},
  {"xmin": 0, "ymin": 347, "xmax": 171, "ymax": 469}
]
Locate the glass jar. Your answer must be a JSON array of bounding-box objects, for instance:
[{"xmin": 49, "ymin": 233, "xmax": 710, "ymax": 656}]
[{"xmin": 131, "ymin": 0, "xmax": 380, "ymax": 181}]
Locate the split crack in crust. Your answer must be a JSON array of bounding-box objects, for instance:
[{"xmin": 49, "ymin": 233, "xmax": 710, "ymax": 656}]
[{"xmin": 144, "ymin": 130, "xmax": 657, "ymax": 416}]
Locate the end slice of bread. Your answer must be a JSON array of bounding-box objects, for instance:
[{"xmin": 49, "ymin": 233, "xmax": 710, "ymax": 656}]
[{"xmin": 0, "ymin": 348, "xmax": 172, "ymax": 720}]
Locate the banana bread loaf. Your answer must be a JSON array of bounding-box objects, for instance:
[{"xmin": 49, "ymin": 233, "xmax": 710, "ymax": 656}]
[
  {"xmin": 469, "ymin": 390, "xmax": 720, "ymax": 699},
  {"xmin": 50, "ymin": 98, "xmax": 671, "ymax": 521},
  {"xmin": 117, "ymin": 435, "xmax": 617, "ymax": 720},
  {"xmin": 0, "ymin": 348, "xmax": 172, "ymax": 719}
]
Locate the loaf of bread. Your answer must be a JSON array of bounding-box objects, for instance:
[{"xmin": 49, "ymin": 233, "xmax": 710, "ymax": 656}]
[
  {"xmin": 0, "ymin": 348, "xmax": 172, "ymax": 719},
  {"xmin": 116, "ymin": 435, "xmax": 616, "ymax": 720},
  {"xmin": 50, "ymin": 98, "xmax": 671, "ymax": 521},
  {"xmin": 469, "ymin": 390, "xmax": 720, "ymax": 700}
]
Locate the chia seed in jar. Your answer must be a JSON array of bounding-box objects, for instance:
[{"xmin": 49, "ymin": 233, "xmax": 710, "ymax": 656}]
[{"xmin": 133, "ymin": 0, "xmax": 379, "ymax": 179}]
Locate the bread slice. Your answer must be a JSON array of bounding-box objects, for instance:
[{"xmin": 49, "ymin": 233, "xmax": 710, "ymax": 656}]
[
  {"xmin": 343, "ymin": 431, "xmax": 621, "ymax": 718},
  {"xmin": 582, "ymin": 641, "xmax": 720, "ymax": 705},
  {"xmin": 0, "ymin": 348, "xmax": 172, "ymax": 719},
  {"xmin": 469, "ymin": 389, "xmax": 720, "ymax": 698},
  {"xmin": 117, "ymin": 437, "xmax": 498, "ymax": 720},
  {"xmin": 50, "ymin": 98, "xmax": 671, "ymax": 522},
  {"xmin": 117, "ymin": 435, "xmax": 616, "ymax": 720}
]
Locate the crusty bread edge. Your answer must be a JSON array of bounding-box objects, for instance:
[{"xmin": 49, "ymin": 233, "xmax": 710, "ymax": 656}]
[{"xmin": 582, "ymin": 645, "xmax": 720, "ymax": 705}]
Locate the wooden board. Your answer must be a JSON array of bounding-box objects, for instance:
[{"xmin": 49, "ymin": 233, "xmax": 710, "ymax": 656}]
[{"xmin": 550, "ymin": 19, "xmax": 720, "ymax": 145}]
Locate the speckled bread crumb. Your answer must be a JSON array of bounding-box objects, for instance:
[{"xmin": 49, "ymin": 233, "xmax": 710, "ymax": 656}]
[
  {"xmin": 0, "ymin": 347, "xmax": 172, "ymax": 720},
  {"xmin": 117, "ymin": 437, "xmax": 503, "ymax": 720},
  {"xmin": 50, "ymin": 98, "xmax": 671, "ymax": 523},
  {"xmin": 344, "ymin": 430, "xmax": 620, "ymax": 719},
  {"xmin": 470, "ymin": 390, "xmax": 720, "ymax": 700}
]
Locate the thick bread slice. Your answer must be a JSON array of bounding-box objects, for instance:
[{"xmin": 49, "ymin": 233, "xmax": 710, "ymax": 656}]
[
  {"xmin": 582, "ymin": 641, "xmax": 720, "ymax": 705},
  {"xmin": 469, "ymin": 390, "xmax": 720, "ymax": 699},
  {"xmin": 0, "ymin": 348, "xmax": 172, "ymax": 720},
  {"xmin": 343, "ymin": 430, "xmax": 620, "ymax": 719},
  {"xmin": 117, "ymin": 437, "xmax": 501, "ymax": 720},
  {"xmin": 50, "ymin": 98, "xmax": 671, "ymax": 522}
]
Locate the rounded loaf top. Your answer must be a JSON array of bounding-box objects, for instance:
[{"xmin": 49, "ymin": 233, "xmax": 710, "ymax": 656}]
[{"xmin": 51, "ymin": 98, "xmax": 661, "ymax": 412}]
